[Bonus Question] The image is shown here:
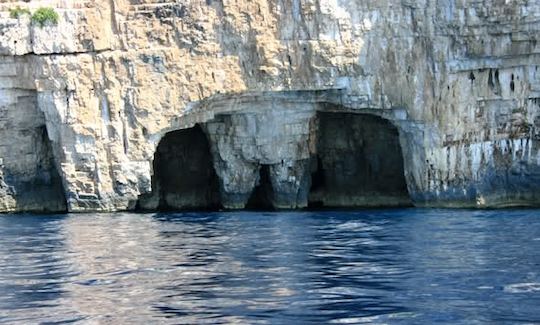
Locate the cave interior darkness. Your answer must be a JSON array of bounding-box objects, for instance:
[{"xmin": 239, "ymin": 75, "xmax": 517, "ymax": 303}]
[
  {"xmin": 308, "ymin": 113, "xmax": 411, "ymax": 208},
  {"xmin": 246, "ymin": 165, "xmax": 275, "ymax": 210},
  {"xmin": 141, "ymin": 124, "xmax": 221, "ymax": 210}
]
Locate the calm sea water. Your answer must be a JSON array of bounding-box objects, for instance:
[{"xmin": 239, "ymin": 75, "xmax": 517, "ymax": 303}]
[{"xmin": 1, "ymin": 209, "xmax": 540, "ymax": 324}]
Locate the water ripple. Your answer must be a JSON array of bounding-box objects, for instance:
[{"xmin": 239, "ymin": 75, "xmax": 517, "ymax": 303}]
[{"xmin": 1, "ymin": 209, "xmax": 540, "ymax": 323}]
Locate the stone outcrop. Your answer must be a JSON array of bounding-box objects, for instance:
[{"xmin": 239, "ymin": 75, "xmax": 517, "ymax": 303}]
[{"xmin": 0, "ymin": 0, "xmax": 539, "ymax": 212}]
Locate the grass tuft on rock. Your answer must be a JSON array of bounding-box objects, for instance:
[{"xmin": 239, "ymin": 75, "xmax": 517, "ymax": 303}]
[
  {"xmin": 9, "ymin": 6, "xmax": 31, "ymax": 19},
  {"xmin": 31, "ymin": 7, "xmax": 59, "ymax": 27}
]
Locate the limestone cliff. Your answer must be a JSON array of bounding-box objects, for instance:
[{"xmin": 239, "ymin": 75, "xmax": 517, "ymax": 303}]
[{"xmin": 0, "ymin": 0, "xmax": 539, "ymax": 212}]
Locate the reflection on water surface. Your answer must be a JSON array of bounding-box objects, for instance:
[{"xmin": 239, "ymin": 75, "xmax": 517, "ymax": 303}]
[{"xmin": 1, "ymin": 209, "xmax": 540, "ymax": 324}]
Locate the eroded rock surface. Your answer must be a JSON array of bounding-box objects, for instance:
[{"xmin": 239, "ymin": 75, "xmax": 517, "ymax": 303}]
[
  {"xmin": 205, "ymin": 102, "xmax": 315, "ymax": 209},
  {"xmin": 0, "ymin": 0, "xmax": 539, "ymax": 211}
]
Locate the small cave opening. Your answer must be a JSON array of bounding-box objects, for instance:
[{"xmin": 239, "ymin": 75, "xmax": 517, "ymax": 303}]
[
  {"xmin": 246, "ymin": 165, "xmax": 275, "ymax": 210},
  {"xmin": 309, "ymin": 112, "xmax": 411, "ymax": 208},
  {"xmin": 138, "ymin": 124, "xmax": 220, "ymax": 211}
]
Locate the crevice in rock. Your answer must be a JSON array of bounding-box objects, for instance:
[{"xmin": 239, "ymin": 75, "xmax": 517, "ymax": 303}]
[
  {"xmin": 19, "ymin": 47, "xmax": 113, "ymax": 58},
  {"xmin": 308, "ymin": 112, "xmax": 411, "ymax": 208},
  {"xmin": 245, "ymin": 165, "xmax": 275, "ymax": 210},
  {"xmin": 137, "ymin": 124, "xmax": 221, "ymax": 211},
  {"xmin": 488, "ymin": 69, "xmax": 501, "ymax": 95},
  {"xmin": 469, "ymin": 71, "xmax": 475, "ymax": 82},
  {"xmin": 510, "ymin": 73, "xmax": 515, "ymax": 92}
]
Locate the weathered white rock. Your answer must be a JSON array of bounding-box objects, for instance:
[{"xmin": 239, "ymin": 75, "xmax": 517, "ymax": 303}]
[{"xmin": 0, "ymin": 0, "xmax": 539, "ymax": 211}]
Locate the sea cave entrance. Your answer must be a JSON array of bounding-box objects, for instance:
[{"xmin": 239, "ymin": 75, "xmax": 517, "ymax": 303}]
[
  {"xmin": 138, "ymin": 124, "xmax": 221, "ymax": 210},
  {"xmin": 309, "ymin": 112, "xmax": 411, "ymax": 208}
]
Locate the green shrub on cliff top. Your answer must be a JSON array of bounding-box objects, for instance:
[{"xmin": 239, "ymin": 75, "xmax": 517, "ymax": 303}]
[
  {"xmin": 9, "ymin": 6, "xmax": 31, "ymax": 19},
  {"xmin": 31, "ymin": 7, "xmax": 59, "ymax": 27}
]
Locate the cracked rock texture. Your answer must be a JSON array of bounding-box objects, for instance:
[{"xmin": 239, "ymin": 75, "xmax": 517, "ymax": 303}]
[{"xmin": 0, "ymin": 0, "xmax": 539, "ymax": 211}]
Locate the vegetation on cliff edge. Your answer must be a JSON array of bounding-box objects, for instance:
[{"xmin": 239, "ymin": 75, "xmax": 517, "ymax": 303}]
[
  {"xmin": 9, "ymin": 6, "xmax": 31, "ymax": 19},
  {"xmin": 31, "ymin": 7, "xmax": 59, "ymax": 27}
]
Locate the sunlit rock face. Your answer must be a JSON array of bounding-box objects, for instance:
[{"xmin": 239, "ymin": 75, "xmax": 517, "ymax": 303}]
[{"xmin": 0, "ymin": 0, "xmax": 539, "ymax": 211}]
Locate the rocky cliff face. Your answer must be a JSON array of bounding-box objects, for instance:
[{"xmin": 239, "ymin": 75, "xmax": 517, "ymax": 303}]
[{"xmin": 0, "ymin": 0, "xmax": 539, "ymax": 212}]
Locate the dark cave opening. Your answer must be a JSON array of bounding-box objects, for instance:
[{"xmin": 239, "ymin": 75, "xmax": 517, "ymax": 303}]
[
  {"xmin": 308, "ymin": 112, "xmax": 411, "ymax": 208},
  {"xmin": 246, "ymin": 165, "xmax": 275, "ymax": 210},
  {"xmin": 138, "ymin": 124, "xmax": 221, "ymax": 210}
]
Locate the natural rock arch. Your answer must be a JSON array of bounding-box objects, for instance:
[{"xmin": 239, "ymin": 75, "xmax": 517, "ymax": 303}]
[{"xmin": 138, "ymin": 96, "xmax": 413, "ymax": 211}]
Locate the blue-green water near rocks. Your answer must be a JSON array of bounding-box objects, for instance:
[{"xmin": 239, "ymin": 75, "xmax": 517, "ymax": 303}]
[{"xmin": 1, "ymin": 209, "xmax": 540, "ymax": 324}]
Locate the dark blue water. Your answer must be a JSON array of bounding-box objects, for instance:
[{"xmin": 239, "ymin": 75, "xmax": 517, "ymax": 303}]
[{"xmin": 1, "ymin": 209, "xmax": 540, "ymax": 324}]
